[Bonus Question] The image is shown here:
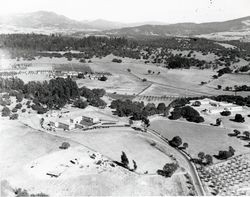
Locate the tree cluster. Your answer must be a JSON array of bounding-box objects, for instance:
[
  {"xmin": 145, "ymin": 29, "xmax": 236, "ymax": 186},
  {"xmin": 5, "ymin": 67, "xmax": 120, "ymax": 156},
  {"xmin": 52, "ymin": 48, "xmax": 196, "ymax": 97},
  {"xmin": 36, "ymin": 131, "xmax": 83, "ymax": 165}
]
[
  {"xmin": 79, "ymin": 87, "xmax": 106, "ymax": 108},
  {"xmin": 110, "ymin": 99, "xmax": 167, "ymax": 120},
  {"xmin": 214, "ymin": 146, "xmax": 235, "ymax": 160},
  {"xmin": 169, "ymin": 106, "xmax": 204, "ymax": 123},
  {"xmin": 157, "ymin": 163, "xmax": 178, "ymax": 177}
]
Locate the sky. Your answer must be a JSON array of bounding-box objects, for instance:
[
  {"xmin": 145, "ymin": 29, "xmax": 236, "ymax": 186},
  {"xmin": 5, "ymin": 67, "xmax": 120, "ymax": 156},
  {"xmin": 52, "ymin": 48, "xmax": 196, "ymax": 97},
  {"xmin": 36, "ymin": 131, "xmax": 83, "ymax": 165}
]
[{"xmin": 1, "ymin": 0, "xmax": 250, "ymax": 23}]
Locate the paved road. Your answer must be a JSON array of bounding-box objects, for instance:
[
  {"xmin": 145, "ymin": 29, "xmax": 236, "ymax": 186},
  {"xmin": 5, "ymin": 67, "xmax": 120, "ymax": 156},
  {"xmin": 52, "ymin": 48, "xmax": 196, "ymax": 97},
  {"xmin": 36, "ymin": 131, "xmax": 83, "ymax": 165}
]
[{"xmin": 147, "ymin": 128, "xmax": 206, "ymax": 196}]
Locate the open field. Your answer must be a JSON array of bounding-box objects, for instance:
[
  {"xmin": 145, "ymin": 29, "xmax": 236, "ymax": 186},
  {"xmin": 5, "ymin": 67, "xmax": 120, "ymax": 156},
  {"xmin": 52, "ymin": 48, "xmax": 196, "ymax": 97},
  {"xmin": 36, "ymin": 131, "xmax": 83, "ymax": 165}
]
[
  {"xmin": 150, "ymin": 118, "xmax": 250, "ymax": 162},
  {"xmin": 1, "ymin": 54, "xmax": 249, "ymax": 97},
  {"xmin": 0, "ymin": 117, "xmax": 191, "ymax": 196},
  {"xmin": 206, "ymin": 73, "xmax": 250, "ymax": 97}
]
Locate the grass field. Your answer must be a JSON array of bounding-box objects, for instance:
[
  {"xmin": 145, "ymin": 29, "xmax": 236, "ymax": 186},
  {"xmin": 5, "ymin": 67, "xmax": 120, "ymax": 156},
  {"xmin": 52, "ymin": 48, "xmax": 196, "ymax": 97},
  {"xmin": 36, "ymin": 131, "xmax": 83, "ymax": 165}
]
[
  {"xmin": 150, "ymin": 118, "xmax": 250, "ymax": 162},
  {"xmin": 206, "ymin": 73, "xmax": 250, "ymax": 97},
  {"xmin": 0, "ymin": 117, "xmax": 190, "ymax": 196},
  {"xmin": 2, "ymin": 55, "xmax": 249, "ymax": 97}
]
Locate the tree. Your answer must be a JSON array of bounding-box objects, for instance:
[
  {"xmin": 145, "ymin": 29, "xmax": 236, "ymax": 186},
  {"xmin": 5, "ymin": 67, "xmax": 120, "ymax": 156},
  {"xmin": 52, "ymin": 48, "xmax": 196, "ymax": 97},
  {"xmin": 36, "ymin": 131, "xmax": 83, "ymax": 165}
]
[
  {"xmin": 98, "ymin": 76, "xmax": 107, "ymax": 81},
  {"xmin": 2, "ymin": 106, "xmax": 10, "ymax": 117},
  {"xmin": 157, "ymin": 103, "xmax": 166, "ymax": 113},
  {"xmin": 216, "ymin": 146, "xmax": 235, "ymax": 160},
  {"xmin": 233, "ymin": 129, "xmax": 241, "ymax": 136},
  {"xmin": 59, "ymin": 142, "xmax": 70, "ymax": 149},
  {"xmin": 243, "ymin": 131, "xmax": 250, "ymax": 139},
  {"xmin": 220, "ymin": 110, "xmax": 231, "ymax": 116},
  {"xmin": 229, "ymin": 146, "xmax": 235, "ymax": 155},
  {"xmin": 169, "ymin": 136, "xmax": 182, "ymax": 148},
  {"xmin": 198, "ymin": 152, "xmax": 205, "ymax": 161},
  {"xmin": 216, "ymin": 118, "xmax": 222, "ymax": 126},
  {"xmin": 127, "ymin": 68, "xmax": 131, "ymax": 72},
  {"xmin": 129, "ymin": 119, "xmax": 133, "ymax": 125},
  {"xmin": 12, "ymin": 108, "xmax": 18, "ymax": 113},
  {"xmin": 79, "ymin": 58, "xmax": 86, "ymax": 63},
  {"xmin": 183, "ymin": 142, "xmax": 188, "ymax": 149},
  {"xmin": 217, "ymin": 85, "xmax": 222, "ymax": 90},
  {"xmin": 121, "ymin": 151, "xmax": 129, "ymax": 168},
  {"xmin": 204, "ymin": 154, "xmax": 213, "ymax": 165},
  {"xmin": 15, "ymin": 103, "xmax": 22, "ymax": 109},
  {"xmin": 112, "ymin": 58, "xmax": 122, "ymax": 63},
  {"xmin": 10, "ymin": 113, "xmax": 18, "ymax": 120},
  {"xmin": 133, "ymin": 160, "xmax": 137, "ymax": 171},
  {"xmin": 157, "ymin": 163, "xmax": 178, "ymax": 177},
  {"xmin": 192, "ymin": 101, "xmax": 201, "ymax": 107},
  {"xmin": 142, "ymin": 78, "xmax": 147, "ymax": 82},
  {"xmin": 142, "ymin": 117, "xmax": 150, "ymax": 127},
  {"xmin": 148, "ymin": 70, "xmax": 152, "ymax": 74},
  {"xmin": 233, "ymin": 114, "xmax": 245, "ymax": 123},
  {"xmin": 73, "ymin": 99, "xmax": 88, "ymax": 109}
]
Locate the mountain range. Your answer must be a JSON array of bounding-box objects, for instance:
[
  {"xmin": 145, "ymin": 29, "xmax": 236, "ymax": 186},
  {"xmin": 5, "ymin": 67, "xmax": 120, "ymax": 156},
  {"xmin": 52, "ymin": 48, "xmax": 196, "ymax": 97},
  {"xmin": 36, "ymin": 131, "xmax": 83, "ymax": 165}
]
[{"xmin": 0, "ymin": 11, "xmax": 250, "ymax": 40}]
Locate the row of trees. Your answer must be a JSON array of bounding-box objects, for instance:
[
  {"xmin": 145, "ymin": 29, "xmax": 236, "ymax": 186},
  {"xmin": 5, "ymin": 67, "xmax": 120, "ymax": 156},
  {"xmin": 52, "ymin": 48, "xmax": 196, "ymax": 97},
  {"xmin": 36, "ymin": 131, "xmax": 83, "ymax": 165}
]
[
  {"xmin": 210, "ymin": 95, "xmax": 250, "ymax": 107},
  {"xmin": 224, "ymin": 85, "xmax": 250, "ymax": 92}
]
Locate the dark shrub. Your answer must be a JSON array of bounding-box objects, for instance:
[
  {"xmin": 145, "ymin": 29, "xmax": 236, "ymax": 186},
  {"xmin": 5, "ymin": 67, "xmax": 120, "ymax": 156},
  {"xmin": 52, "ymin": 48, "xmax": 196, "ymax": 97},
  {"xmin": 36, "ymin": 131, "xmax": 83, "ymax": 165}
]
[
  {"xmin": 59, "ymin": 142, "xmax": 70, "ymax": 149},
  {"xmin": 169, "ymin": 136, "xmax": 182, "ymax": 147},
  {"xmin": 233, "ymin": 114, "xmax": 245, "ymax": 123},
  {"xmin": 112, "ymin": 58, "xmax": 122, "ymax": 63},
  {"xmin": 10, "ymin": 113, "xmax": 18, "ymax": 120},
  {"xmin": 157, "ymin": 163, "xmax": 178, "ymax": 177},
  {"xmin": 220, "ymin": 110, "xmax": 231, "ymax": 116},
  {"xmin": 2, "ymin": 106, "xmax": 10, "ymax": 117},
  {"xmin": 98, "ymin": 76, "xmax": 107, "ymax": 81},
  {"xmin": 73, "ymin": 99, "xmax": 88, "ymax": 109},
  {"xmin": 12, "ymin": 108, "xmax": 18, "ymax": 113}
]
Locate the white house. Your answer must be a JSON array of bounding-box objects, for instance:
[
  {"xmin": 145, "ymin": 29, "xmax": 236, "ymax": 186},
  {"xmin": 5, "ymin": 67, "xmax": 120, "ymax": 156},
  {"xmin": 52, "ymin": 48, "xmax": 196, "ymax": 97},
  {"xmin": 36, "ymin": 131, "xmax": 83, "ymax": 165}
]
[{"xmin": 199, "ymin": 98, "xmax": 211, "ymax": 105}]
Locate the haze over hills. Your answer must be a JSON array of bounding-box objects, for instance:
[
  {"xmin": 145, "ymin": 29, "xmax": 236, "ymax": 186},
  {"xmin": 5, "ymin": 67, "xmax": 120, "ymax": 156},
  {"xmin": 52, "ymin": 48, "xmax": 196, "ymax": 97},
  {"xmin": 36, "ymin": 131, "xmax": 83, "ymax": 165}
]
[
  {"xmin": 0, "ymin": 11, "xmax": 250, "ymax": 41},
  {"xmin": 0, "ymin": 11, "xmax": 168, "ymax": 33},
  {"xmin": 102, "ymin": 16, "xmax": 250, "ymax": 40}
]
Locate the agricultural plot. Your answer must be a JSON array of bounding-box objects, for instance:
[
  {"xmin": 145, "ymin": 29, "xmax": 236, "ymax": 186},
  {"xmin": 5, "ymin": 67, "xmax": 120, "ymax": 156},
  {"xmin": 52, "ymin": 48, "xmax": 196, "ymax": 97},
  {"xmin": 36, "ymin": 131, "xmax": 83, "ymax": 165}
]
[
  {"xmin": 133, "ymin": 94, "xmax": 176, "ymax": 106},
  {"xmin": 199, "ymin": 154, "xmax": 250, "ymax": 196},
  {"xmin": 149, "ymin": 119, "xmax": 250, "ymax": 161}
]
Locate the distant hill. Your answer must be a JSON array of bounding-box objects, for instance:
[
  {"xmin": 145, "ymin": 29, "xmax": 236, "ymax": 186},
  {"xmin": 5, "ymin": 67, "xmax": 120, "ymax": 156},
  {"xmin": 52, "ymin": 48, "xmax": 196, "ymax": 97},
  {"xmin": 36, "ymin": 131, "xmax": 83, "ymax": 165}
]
[
  {"xmin": 81, "ymin": 19, "xmax": 168, "ymax": 30},
  {"xmin": 0, "ymin": 11, "xmax": 95, "ymax": 31},
  {"xmin": 102, "ymin": 16, "xmax": 250, "ymax": 39},
  {"xmin": 0, "ymin": 11, "xmax": 168, "ymax": 33},
  {"xmin": 0, "ymin": 11, "xmax": 250, "ymax": 41}
]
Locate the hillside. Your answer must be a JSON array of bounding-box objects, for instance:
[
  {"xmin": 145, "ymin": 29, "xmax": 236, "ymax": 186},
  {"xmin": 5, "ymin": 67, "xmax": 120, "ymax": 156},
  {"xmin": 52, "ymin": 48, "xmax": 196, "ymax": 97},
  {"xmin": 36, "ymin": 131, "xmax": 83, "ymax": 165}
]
[
  {"xmin": 102, "ymin": 16, "xmax": 250, "ymax": 38},
  {"xmin": 0, "ymin": 11, "xmax": 168, "ymax": 33},
  {"xmin": 0, "ymin": 11, "xmax": 250, "ymax": 40}
]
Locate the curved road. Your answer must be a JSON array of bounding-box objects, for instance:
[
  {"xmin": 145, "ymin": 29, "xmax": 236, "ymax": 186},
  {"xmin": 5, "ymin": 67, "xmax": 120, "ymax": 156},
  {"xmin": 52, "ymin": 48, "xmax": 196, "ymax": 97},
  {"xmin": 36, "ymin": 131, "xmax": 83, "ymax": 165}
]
[{"xmin": 147, "ymin": 128, "xmax": 205, "ymax": 196}]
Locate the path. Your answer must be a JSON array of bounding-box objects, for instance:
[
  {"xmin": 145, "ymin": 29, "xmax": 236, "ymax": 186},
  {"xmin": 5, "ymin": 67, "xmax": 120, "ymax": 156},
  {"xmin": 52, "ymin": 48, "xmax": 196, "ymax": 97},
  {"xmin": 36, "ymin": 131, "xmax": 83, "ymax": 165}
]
[
  {"xmin": 146, "ymin": 127, "xmax": 206, "ymax": 196},
  {"xmin": 129, "ymin": 72, "xmax": 214, "ymax": 96}
]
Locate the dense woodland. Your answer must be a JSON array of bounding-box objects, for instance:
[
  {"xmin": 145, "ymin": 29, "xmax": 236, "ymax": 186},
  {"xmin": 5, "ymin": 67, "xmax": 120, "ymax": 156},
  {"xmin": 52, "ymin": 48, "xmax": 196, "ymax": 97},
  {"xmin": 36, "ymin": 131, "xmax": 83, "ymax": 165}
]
[
  {"xmin": 0, "ymin": 77, "xmax": 106, "ymax": 114},
  {"xmin": 1, "ymin": 34, "xmax": 250, "ymax": 69}
]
